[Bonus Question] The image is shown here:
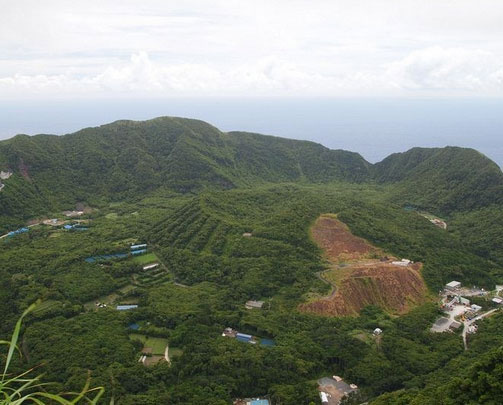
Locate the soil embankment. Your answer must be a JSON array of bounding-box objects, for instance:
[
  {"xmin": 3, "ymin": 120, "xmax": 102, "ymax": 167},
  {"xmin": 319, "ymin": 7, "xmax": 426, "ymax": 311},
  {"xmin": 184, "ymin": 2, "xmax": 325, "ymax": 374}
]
[{"xmin": 300, "ymin": 215, "xmax": 428, "ymax": 316}]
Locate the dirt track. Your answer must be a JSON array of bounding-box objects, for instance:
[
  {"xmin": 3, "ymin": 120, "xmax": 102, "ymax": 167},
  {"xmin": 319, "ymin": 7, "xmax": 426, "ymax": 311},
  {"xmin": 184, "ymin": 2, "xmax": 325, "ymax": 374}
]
[{"xmin": 300, "ymin": 215, "xmax": 428, "ymax": 316}]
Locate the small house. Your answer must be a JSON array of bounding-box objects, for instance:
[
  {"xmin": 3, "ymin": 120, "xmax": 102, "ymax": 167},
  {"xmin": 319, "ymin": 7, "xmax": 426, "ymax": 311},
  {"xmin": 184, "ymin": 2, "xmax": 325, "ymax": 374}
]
[
  {"xmin": 492, "ymin": 297, "xmax": 503, "ymax": 305},
  {"xmin": 471, "ymin": 304, "xmax": 482, "ymax": 312}
]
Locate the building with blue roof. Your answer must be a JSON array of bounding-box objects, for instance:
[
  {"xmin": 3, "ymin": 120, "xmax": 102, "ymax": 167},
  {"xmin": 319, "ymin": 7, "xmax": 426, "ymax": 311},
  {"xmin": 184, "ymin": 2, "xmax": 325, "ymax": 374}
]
[
  {"xmin": 250, "ymin": 400, "xmax": 269, "ymax": 405},
  {"xmin": 117, "ymin": 305, "xmax": 138, "ymax": 311}
]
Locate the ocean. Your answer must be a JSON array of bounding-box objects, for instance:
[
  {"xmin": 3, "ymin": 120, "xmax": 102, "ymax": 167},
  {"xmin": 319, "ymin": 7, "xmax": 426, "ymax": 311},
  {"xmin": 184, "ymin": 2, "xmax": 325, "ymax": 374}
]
[{"xmin": 0, "ymin": 98, "xmax": 502, "ymax": 167}]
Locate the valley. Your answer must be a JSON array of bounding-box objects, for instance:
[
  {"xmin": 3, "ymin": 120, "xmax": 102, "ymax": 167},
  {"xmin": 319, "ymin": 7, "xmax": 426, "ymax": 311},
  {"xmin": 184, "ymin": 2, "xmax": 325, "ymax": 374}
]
[{"xmin": 1, "ymin": 117, "xmax": 503, "ymax": 404}]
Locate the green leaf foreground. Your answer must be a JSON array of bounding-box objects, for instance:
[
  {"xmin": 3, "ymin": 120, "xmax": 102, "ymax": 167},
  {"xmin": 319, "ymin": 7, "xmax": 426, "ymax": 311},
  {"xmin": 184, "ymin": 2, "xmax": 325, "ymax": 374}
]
[{"xmin": 0, "ymin": 302, "xmax": 104, "ymax": 405}]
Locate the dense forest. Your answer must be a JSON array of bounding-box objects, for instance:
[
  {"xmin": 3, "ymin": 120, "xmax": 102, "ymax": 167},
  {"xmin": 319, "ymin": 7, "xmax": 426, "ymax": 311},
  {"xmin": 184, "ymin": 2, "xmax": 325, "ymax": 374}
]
[{"xmin": 1, "ymin": 117, "xmax": 503, "ymax": 404}]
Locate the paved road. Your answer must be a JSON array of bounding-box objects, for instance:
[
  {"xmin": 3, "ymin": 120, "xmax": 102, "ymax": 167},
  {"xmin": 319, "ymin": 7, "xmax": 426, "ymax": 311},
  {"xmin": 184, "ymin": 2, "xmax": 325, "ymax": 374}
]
[
  {"xmin": 164, "ymin": 345, "xmax": 170, "ymax": 364},
  {"xmin": 462, "ymin": 308, "xmax": 499, "ymax": 350}
]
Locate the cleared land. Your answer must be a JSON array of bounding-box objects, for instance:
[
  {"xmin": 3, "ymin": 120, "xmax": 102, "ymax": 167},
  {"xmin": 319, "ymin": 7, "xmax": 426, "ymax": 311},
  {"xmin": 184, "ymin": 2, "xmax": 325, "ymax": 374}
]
[
  {"xmin": 129, "ymin": 333, "xmax": 169, "ymax": 355},
  {"xmin": 133, "ymin": 252, "xmax": 158, "ymax": 264},
  {"xmin": 300, "ymin": 215, "xmax": 428, "ymax": 316}
]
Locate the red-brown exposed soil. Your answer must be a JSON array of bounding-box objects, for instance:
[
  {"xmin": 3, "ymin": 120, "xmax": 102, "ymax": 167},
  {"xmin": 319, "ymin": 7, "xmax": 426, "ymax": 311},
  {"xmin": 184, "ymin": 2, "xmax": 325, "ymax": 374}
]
[
  {"xmin": 311, "ymin": 215, "xmax": 377, "ymax": 261},
  {"xmin": 301, "ymin": 215, "xmax": 429, "ymax": 317}
]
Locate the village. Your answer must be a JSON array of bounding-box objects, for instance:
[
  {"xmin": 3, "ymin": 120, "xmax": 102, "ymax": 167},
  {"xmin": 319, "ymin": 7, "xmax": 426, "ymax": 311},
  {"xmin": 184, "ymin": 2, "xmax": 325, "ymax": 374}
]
[{"xmin": 431, "ymin": 280, "xmax": 502, "ymax": 349}]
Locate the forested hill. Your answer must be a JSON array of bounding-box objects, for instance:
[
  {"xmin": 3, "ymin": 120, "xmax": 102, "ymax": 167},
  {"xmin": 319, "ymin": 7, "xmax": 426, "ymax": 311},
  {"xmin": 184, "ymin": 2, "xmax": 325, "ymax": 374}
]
[
  {"xmin": 1, "ymin": 116, "xmax": 502, "ymax": 227},
  {"xmin": 0, "ymin": 117, "xmax": 370, "ymax": 223},
  {"xmin": 374, "ymin": 147, "xmax": 503, "ymax": 213}
]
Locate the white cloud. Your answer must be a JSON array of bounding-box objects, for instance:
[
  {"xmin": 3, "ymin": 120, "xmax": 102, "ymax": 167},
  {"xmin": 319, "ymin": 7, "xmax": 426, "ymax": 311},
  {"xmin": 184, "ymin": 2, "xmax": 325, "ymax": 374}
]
[
  {"xmin": 1, "ymin": 48, "xmax": 503, "ymax": 97},
  {"xmin": 1, "ymin": 1, "xmax": 503, "ymax": 98},
  {"xmin": 386, "ymin": 47, "xmax": 503, "ymax": 91}
]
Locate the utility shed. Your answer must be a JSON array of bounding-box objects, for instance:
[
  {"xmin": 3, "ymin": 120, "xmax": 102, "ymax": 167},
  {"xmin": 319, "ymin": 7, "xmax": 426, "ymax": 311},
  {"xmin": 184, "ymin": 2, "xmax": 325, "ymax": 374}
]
[
  {"xmin": 245, "ymin": 300, "xmax": 265, "ymax": 309},
  {"xmin": 446, "ymin": 281, "xmax": 461, "ymax": 290}
]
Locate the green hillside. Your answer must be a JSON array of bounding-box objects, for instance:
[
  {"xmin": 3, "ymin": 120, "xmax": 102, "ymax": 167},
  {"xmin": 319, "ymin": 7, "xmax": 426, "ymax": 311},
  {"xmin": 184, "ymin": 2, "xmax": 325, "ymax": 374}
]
[
  {"xmin": 374, "ymin": 146, "xmax": 503, "ymax": 213},
  {"xmin": 0, "ymin": 117, "xmax": 372, "ymax": 230},
  {"xmin": 3, "ymin": 117, "xmax": 502, "ymax": 231}
]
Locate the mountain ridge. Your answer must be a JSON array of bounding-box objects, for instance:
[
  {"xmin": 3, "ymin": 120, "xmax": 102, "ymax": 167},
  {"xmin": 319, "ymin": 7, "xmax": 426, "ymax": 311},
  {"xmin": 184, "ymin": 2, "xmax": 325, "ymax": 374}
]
[{"xmin": 1, "ymin": 116, "xmax": 502, "ymax": 229}]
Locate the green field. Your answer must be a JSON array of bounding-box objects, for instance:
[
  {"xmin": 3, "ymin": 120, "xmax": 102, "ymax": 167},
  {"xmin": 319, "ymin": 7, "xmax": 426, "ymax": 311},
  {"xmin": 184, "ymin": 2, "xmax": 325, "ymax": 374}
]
[
  {"xmin": 132, "ymin": 252, "xmax": 158, "ymax": 264},
  {"xmin": 129, "ymin": 333, "xmax": 168, "ymax": 355}
]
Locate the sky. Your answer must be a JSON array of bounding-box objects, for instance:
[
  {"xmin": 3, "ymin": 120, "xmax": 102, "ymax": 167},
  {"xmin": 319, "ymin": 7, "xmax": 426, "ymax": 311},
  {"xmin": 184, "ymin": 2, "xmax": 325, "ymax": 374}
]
[{"xmin": 1, "ymin": 0, "xmax": 503, "ymax": 99}]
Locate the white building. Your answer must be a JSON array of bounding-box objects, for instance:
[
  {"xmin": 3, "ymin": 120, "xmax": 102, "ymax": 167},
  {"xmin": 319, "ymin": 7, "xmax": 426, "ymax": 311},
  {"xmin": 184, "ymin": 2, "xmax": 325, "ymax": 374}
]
[
  {"xmin": 446, "ymin": 281, "xmax": 461, "ymax": 291},
  {"xmin": 492, "ymin": 297, "xmax": 503, "ymax": 305}
]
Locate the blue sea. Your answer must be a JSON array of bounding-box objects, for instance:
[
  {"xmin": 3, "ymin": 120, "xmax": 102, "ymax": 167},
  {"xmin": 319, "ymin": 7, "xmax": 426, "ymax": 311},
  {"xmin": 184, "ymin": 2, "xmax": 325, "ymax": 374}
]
[{"xmin": 0, "ymin": 98, "xmax": 502, "ymax": 167}]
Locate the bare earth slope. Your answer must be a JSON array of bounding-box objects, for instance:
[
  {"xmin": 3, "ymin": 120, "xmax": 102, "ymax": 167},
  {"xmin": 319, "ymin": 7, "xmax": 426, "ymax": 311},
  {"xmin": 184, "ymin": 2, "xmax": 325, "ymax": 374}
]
[{"xmin": 300, "ymin": 215, "xmax": 429, "ymax": 316}]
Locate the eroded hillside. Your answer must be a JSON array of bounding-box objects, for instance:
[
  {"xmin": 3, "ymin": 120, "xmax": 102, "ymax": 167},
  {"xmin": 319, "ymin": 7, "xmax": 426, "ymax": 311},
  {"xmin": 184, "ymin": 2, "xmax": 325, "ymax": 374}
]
[{"xmin": 300, "ymin": 215, "xmax": 429, "ymax": 316}]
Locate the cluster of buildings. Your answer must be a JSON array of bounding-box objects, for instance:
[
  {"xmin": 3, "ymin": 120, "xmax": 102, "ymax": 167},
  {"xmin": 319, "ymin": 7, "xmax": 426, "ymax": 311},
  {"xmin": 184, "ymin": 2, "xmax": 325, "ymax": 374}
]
[{"xmin": 318, "ymin": 376, "xmax": 358, "ymax": 405}]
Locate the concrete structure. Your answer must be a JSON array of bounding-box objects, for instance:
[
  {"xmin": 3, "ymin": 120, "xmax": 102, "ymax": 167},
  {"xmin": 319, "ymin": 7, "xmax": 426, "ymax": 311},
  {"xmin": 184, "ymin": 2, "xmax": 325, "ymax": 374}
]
[
  {"xmin": 245, "ymin": 300, "xmax": 265, "ymax": 309},
  {"xmin": 373, "ymin": 328, "xmax": 383, "ymax": 335},
  {"xmin": 0, "ymin": 170, "xmax": 12, "ymax": 180},
  {"xmin": 492, "ymin": 297, "xmax": 503, "ymax": 305},
  {"xmin": 450, "ymin": 320, "xmax": 462, "ymax": 330},
  {"xmin": 459, "ymin": 296, "xmax": 470, "ymax": 306},
  {"xmin": 143, "ymin": 263, "xmax": 159, "ymax": 270},
  {"xmin": 318, "ymin": 376, "xmax": 358, "ymax": 405},
  {"xmin": 446, "ymin": 281, "xmax": 462, "ymax": 291},
  {"xmin": 392, "ymin": 259, "xmax": 412, "ymax": 267},
  {"xmin": 320, "ymin": 392, "xmax": 329, "ymax": 403},
  {"xmin": 471, "ymin": 304, "xmax": 482, "ymax": 312}
]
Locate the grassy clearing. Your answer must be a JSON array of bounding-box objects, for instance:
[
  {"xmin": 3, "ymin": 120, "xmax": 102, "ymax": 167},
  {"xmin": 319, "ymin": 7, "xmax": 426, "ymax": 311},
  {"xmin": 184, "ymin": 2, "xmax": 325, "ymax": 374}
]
[
  {"xmin": 105, "ymin": 212, "xmax": 118, "ymax": 220},
  {"xmin": 129, "ymin": 333, "xmax": 168, "ymax": 355},
  {"xmin": 133, "ymin": 252, "xmax": 158, "ymax": 264}
]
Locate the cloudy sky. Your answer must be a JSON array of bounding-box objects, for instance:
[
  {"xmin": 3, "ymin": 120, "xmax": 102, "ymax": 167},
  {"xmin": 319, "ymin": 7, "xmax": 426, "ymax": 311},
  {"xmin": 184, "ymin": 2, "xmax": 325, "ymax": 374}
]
[{"xmin": 2, "ymin": 0, "xmax": 503, "ymax": 99}]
